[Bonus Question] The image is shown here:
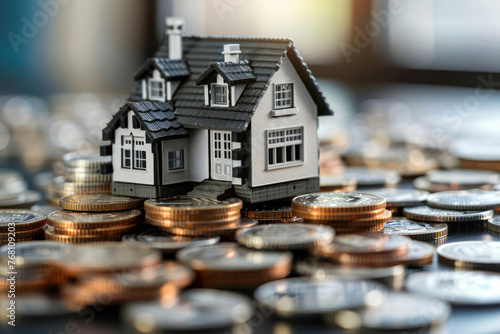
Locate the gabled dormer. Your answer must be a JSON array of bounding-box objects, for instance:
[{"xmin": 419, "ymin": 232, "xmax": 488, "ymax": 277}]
[
  {"xmin": 195, "ymin": 44, "xmax": 256, "ymax": 107},
  {"xmin": 133, "ymin": 17, "xmax": 189, "ymax": 102}
]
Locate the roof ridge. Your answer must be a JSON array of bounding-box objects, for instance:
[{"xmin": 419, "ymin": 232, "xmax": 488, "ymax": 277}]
[{"xmin": 180, "ymin": 35, "xmax": 294, "ymax": 44}]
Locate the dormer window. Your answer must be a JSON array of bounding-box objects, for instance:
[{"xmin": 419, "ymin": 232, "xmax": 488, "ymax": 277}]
[
  {"xmin": 148, "ymin": 78, "xmax": 165, "ymax": 101},
  {"xmin": 274, "ymin": 83, "xmax": 294, "ymax": 109},
  {"xmin": 211, "ymin": 84, "xmax": 229, "ymax": 107}
]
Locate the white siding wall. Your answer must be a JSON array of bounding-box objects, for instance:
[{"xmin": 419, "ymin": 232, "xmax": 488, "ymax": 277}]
[
  {"xmin": 162, "ymin": 138, "xmax": 189, "ymax": 184},
  {"xmin": 188, "ymin": 129, "xmax": 209, "ymax": 182},
  {"xmin": 249, "ymin": 57, "xmax": 319, "ymax": 187},
  {"xmin": 112, "ymin": 110, "xmax": 155, "ymax": 185}
]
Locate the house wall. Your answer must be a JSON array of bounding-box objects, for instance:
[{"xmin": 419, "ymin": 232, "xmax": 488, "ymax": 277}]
[
  {"xmin": 188, "ymin": 129, "xmax": 210, "ymax": 182},
  {"xmin": 112, "ymin": 110, "xmax": 155, "ymax": 185},
  {"xmin": 162, "ymin": 138, "xmax": 189, "ymax": 184},
  {"xmin": 249, "ymin": 56, "xmax": 319, "ymax": 187}
]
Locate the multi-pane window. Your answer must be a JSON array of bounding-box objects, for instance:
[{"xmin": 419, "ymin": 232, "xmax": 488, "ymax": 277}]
[
  {"xmin": 267, "ymin": 127, "xmax": 303, "ymax": 168},
  {"xmin": 274, "ymin": 83, "xmax": 294, "ymax": 109},
  {"xmin": 168, "ymin": 149, "xmax": 184, "ymax": 170},
  {"xmin": 122, "ymin": 135, "xmax": 147, "ymax": 170},
  {"xmin": 211, "ymin": 84, "xmax": 228, "ymax": 106},
  {"xmin": 148, "ymin": 78, "xmax": 165, "ymax": 101}
]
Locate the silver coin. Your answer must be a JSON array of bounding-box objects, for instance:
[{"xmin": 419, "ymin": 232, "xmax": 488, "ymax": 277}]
[
  {"xmin": 406, "ymin": 271, "xmax": 500, "ymax": 305},
  {"xmin": 427, "ymin": 190, "xmax": 500, "ymax": 210},
  {"xmin": 328, "ymin": 292, "xmax": 450, "ymax": 331},
  {"xmin": 292, "ymin": 192, "xmax": 385, "ymax": 209},
  {"xmin": 343, "ymin": 167, "xmax": 401, "ymax": 187},
  {"xmin": 403, "ymin": 205, "xmax": 493, "ymax": 222},
  {"xmin": 382, "ymin": 219, "xmax": 447, "ymax": 240},
  {"xmin": 493, "ymin": 184, "xmax": 500, "ymax": 191},
  {"xmin": 254, "ymin": 278, "xmax": 386, "ymax": 316},
  {"xmin": 0, "ymin": 190, "xmax": 42, "ymax": 208},
  {"xmin": 63, "ymin": 151, "xmax": 111, "ymax": 169},
  {"xmin": 236, "ymin": 224, "xmax": 334, "ymax": 250},
  {"xmin": 123, "ymin": 289, "xmax": 254, "ymax": 331},
  {"xmin": 0, "ymin": 241, "xmax": 72, "ymax": 267},
  {"xmin": 438, "ymin": 241, "xmax": 500, "ymax": 270},
  {"xmin": 0, "ymin": 169, "xmax": 26, "ymax": 198},
  {"xmin": 122, "ymin": 229, "xmax": 219, "ymax": 252},
  {"xmin": 359, "ymin": 188, "xmax": 428, "ymax": 207},
  {"xmin": 427, "ymin": 169, "xmax": 500, "ymax": 186},
  {"xmin": 30, "ymin": 204, "xmax": 60, "ymax": 217},
  {"xmin": 451, "ymin": 139, "xmax": 500, "ymax": 161},
  {"xmin": 177, "ymin": 242, "xmax": 292, "ymax": 271},
  {"xmin": 487, "ymin": 217, "xmax": 500, "ymax": 233}
]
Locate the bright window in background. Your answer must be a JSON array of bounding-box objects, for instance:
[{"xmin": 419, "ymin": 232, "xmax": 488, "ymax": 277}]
[
  {"xmin": 160, "ymin": 0, "xmax": 353, "ymax": 65},
  {"xmin": 372, "ymin": 0, "xmax": 500, "ymax": 72}
]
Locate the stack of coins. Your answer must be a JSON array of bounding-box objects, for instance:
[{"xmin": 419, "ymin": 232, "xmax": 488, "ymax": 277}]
[
  {"xmin": 414, "ymin": 169, "xmax": 500, "ymax": 193},
  {"xmin": 46, "ymin": 152, "xmax": 112, "ymax": 205},
  {"xmin": 359, "ymin": 188, "xmax": 428, "ymax": 215},
  {"xmin": 177, "ymin": 243, "xmax": 292, "ymax": 289},
  {"xmin": 145, "ymin": 196, "xmax": 257, "ymax": 240},
  {"xmin": 0, "ymin": 241, "xmax": 72, "ymax": 292},
  {"xmin": 44, "ymin": 195, "xmax": 144, "ymax": 243},
  {"xmin": 312, "ymin": 233, "xmax": 435, "ymax": 268},
  {"xmin": 292, "ymin": 193, "xmax": 392, "ymax": 234},
  {"xmin": 382, "ymin": 218, "xmax": 448, "ymax": 242},
  {"xmin": 452, "ymin": 140, "xmax": 500, "ymax": 172},
  {"xmin": 0, "ymin": 170, "xmax": 42, "ymax": 208},
  {"xmin": 241, "ymin": 202, "xmax": 302, "ymax": 224},
  {"xmin": 0, "ymin": 209, "xmax": 47, "ymax": 245}
]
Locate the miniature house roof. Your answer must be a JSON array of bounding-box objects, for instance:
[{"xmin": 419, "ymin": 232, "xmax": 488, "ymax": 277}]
[
  {"xmin": 102, "ymin": 101, "xmax": 188, "ymax": 143},
  {"xmin": 195, "ymin": 60, "xmax": 256, "ymax": 86},
  {"xmin": 126, "ymin": 36, "xmax": 333, "ymax": 132},
  {"xmin": 133, "ymin": 58, "xmax": 190, "ymax": 81}
]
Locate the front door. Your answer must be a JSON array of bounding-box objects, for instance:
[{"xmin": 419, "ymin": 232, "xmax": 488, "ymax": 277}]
[{"xmin": 210, "ymin": 130, "xmax": 232, "ymax": 181}]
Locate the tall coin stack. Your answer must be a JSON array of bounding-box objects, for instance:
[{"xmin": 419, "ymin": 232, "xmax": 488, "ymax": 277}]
[
  {"xmin": 46, "ymin": 152, "xmax": 112, "ymax": 206},
  {"xmin": 292, "ymin": 192, "xmax": 392, "ymax": 234},
  {"xmin": 145, "ymin": 196, "xmax": 257, "ymax": 240},
  {"xmin": 44, "ymin": 195, "xmax": 144, "ymax": 243}
]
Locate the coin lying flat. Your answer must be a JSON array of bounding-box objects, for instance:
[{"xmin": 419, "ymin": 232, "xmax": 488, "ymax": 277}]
[
  {"xmin": 326, "ymin": 292, "xmax": 450, "ymax": 332},
  {"xmin": 406, "ymin": 271, "xmax": 500, "ymax": 305},
  {"xmin": 236, "ymin": 224, "xmax": 334, "ymax": 250},
  {"xmin": 0, "ymin": 190, "xmax": 42, "ymax": 209},
  {"xmin": 292, "ymin": 193, "xmax": 386, "ymax": 214},
  {"xmin": 427, "ymin": 190, "xmax": 500, "ymax": 210},
  {"xmin": 0, "ymin": 209, "xmax": 46, "ymax": 232},
  {"xmin": 403, "ymin": 206, "xmax": 493, "ymax": 222},
  {"xmin": 45, "ymin": 225, "xmax": 135, "ymax": 243},
  {"xmin": 122, "ymin": 229, "xmax": 219, "ymax": 253},
  {"xmin": 363, "ymin": 240, "xmax": 435, "ymax": 267},
  {"xmin": 487, "ymin": 217, "xmax": 500, "ymax": 233},
  {"xmin": 295, "ymin": 260, "xmax": 405, "ymax": 290},
  {"xmin": 58, "ymin": 242, "xmax": 162, "ymax": 274},
  {"xmin": 159, "ymin": 217, "xmax": 257, "ymax": 238},
  {"xmin": 427, "ymin": 169, "xmax": 500, "ymax": 186},
  {"xmin": 382, "ymin": 218, "xmax": 448, "ymax": 240},
  {"xmin": 123, "ymin": 289, "xmax": 254, "ymax": 331},
  {"xmin": 144, "ymin": 196, "xmax": 242, "ymax": 216},
  {"xmin": 59, "ymin": 195, "xmax": 144, "ymax": 212},
  {"xmin": 47, "ymin": 210, "xmax": 141, "ymax": 229},
  {"xmin": 30, "ymin": 204, "xmax": 61, "ymax": 217},
  {"xmin": 438, "ymin": 241, "xmax": 500, "ymax": 271},
  {"xmin": 241, "ymin": 204, "xmax": 293, "ymax": 219},
  {"xmin": 359, "ymin": 188, "xmax": 428, "ymax": 207},
  {"xmin": 255, "ymin": 278, "xmax": 386, "ymax": 317},
  {"xmin": 0, "ymin": 241, "xmax": 72, "ymax": 267}
]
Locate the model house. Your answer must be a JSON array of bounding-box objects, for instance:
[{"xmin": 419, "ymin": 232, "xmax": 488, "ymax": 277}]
[{"xmin": 101, "ymin": 17, "xmax": 333, "ymax": 203}]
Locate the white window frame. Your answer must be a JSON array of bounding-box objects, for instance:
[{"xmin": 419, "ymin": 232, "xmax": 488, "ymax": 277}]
[
  {"xmin": 266, "ymin": 127, "xmax": 304, "ymax": 169},
  {"xmin": 210, "ymin": 83, "xmax": 229, "ymax": 107},
  {"xmin": 122, "ymin": 148, "xmax": 131, "ymax": 169},
  {"xmin": 148, "ymin": 78, "xmax": 165, "ymax": 101},
  {"xmin": 134, "ymin": 150, "xmax": 147, "ymax": 170},
  {"xmin": 121, "ymin": 135, "xmax": 147, "ymax": 171},
  {"xmin": 168, "ymin": 149, "xmax": 185, "ymax": 171},
  {"xmin": 273, "ymin": 83, "xmax": 294, "ymax": 109}
]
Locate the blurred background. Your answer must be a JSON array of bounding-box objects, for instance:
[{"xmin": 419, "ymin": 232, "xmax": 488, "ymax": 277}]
[{"xmin": 1, "ymin": 0, "xmax": 500, "ymax": 180}]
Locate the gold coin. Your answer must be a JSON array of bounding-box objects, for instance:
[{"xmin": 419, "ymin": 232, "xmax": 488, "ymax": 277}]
[
  {"xmin": 50, "ymin": 176, "xmax": 111, "ymax": 197},
  {"xmin": 0, "ymin": 225, "xmax": 46, "ymax": 240},
  {"xmin": 0, "ymin": 209, "xmax": 47, "ymax": 232},
  {"xmin": 64, "ymin": 172, "xmax": 112, "ymax": 183},
  {"xmin": 241, "ymin": 205, "xmax": 293, "ymax": 219},
  {"xmin": 54, "ymin": 223, "xmax": 138, "ymax": 236},
  {"xmin": 48, "ymin": 210, "xmax": 142, "ymax": 229},
  {"xmin": 44, "ymin": 226, "xmax": 127, "ymax": 243},
  {"xmin": 144, "ymin": 196, "xmax": 242, "ymax": 216},
  {"xmin": 59, "ymin": 195, "xmax": 144, "ymax": 212},
  {"xmin": 292, "ymin": 193, "xmax": 386, "ymax": 214},
  {"xmin": 293, "ymin": 207, "xmax": 385, "ymax": 221},
  {"xmin": 145, "ymin": 215, "xmax": 239, "ymax": 229},
  {"xmin": 146, "ymin": 209, "xmax": 241, "ymax": 222},
  {"xmin": 160, "ymin": 217, "xmax": 257, "ymax": 237}
]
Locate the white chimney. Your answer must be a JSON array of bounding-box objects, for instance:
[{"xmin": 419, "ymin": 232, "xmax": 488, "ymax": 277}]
[
  {"xmin": 165, "ymin": 17, "xmax": 184, "ymax": 60},
  {"xmin": 222, "ymin": 44, "xmax": 241, "ymax": 63}
]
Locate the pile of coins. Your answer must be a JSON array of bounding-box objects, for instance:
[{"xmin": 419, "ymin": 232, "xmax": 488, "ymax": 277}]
[
  {"xmin": 0, "ymin": 170, "xmax": 41, "ymax": 208},
  {"xmin": 144, "ymin": 196, "xmax": 257, "ymax": 240},
  {"xmin": 241, "ymin": 201, "xmax": 303, "ymax": 224},
  {"xmin": 413, "ymin": 169, "xmax": 500, "ymax": 192},
  {"xmin": 46, "ymin": 152, "xmax": 112, "ymax": 205},
  {"xmin": 292, "ymin": 192, "xmax": 392, "ymax": 234},
  {"xmin": 45, "ymin": 195, "xmax": 143, "ymax": 243},
  {"xmin": 0, "ymin": 209, "xmax": 47, "ymax": 245},
  {"xmin": 360, "ymin": 188, "xmax": 428, "ymax": 215}
]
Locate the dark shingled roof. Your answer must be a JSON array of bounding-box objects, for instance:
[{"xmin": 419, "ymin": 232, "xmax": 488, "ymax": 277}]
[
  {"xmin": 102, "ymin": 101, "xmax": 188, "ymax": 143},
  {"xmin": 127, "ymin": 36, "xmax": 333, "ymax": 132},
  {"xmin": 196, "ymin": 60, "xmax": 256, "ymax": 86},
  {"xmin": 133, "ymin": 58, "xmax": 190, "ymax": 81}
]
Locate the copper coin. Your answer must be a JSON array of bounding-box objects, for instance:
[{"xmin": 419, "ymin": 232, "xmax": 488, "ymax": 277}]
[
  {"xmin": 0, "ymin": 209, "xmax": 46, "ymax": 232},
  {"xmin": 48, "ymin": 210, "xmax": 141, "ymax": 229},
  {"xmin": 59, "ymin": 195, "xmax": 144, "ymax": 212}
]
